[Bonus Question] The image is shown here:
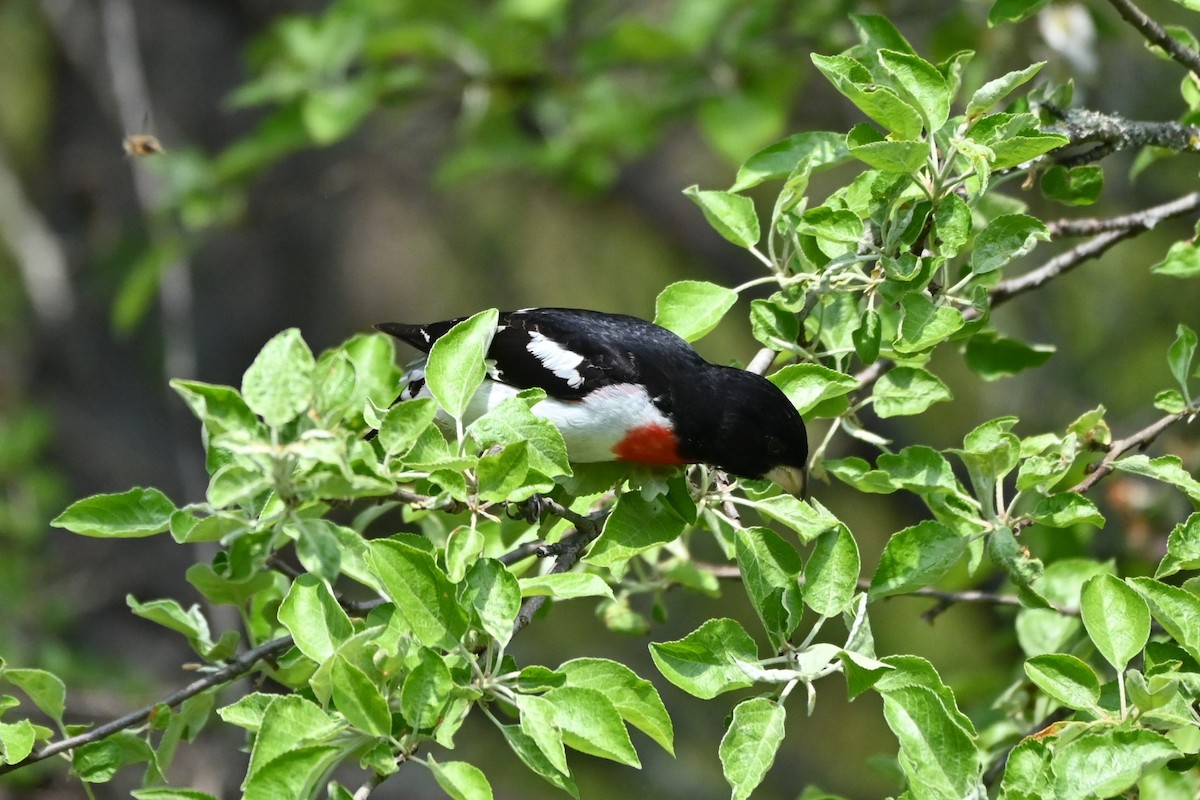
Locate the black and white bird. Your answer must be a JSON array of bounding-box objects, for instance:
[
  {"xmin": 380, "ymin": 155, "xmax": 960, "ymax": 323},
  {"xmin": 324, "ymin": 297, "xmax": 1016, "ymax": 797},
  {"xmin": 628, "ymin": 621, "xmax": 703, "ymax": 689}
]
[{"xmin": 376, "ymin": 308, "xmax": 808, "ymax": 496}]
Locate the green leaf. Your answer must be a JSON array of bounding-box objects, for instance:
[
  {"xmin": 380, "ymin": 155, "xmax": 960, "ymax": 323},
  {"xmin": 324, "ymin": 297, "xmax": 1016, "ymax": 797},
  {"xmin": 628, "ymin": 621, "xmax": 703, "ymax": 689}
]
[
  {"xmin": 682, "ymin": 186, "xmax": 760, "ymax": 248},
  {"xmin": 933, "ymin": 194, "xmax": 972, "ymax": 258},
  {"xmin": 1155, "ymin": 388, "xmax": 1188, "ymax": 413},
  {"xmin": 559, "ymin": 658, "xmax": 674, "ymax": 755},
  {"xmin": 586, "ymin": 492, "xmax": 685, "ymax": 567},
  {"xmin": 846, "ymin": 123, "xmax": 928, "ymax": 172},
  {"xmin": 400, "ymin": 648, "xmax": 454, "ymax": 732},
  {"xmin": 73, "ymin": 731, "xmax": 155, "ymax": 782},
  {"xmin": 169, "ymin": 379, "xmax": 258, "ymax": 436},
  {"xmin": 1030, "ymin": 493, "xmax": 1104, "ymax": 529},
  {"xmin": 653, "ymin": 281, "xmax": 738, "ymax": 342},
  {"xmin": 1000, "ymin": 739, "xmax": 1053, "ymax": 797},
  {"xmin": 869, "ymin": 521, "xmax": 964, "ymax": 600},
  {"xmin": 804, "ymin": 525, "xmax": 860, "ymax": 617},
  {"xmin": 246, "ymin": 695, "xmax": 341, "ymax": 781},
  {"xmin": 126, "ymin": 595, "xmax": 210, "ymax": 645},
  {"xmin": 444, "ymin": 524, "xmax": 485, "ymax": 583},
  {"xmin": 880, "ymin": 685, "xmax": 982, "ymax": 800},
  {"xmin": 1080, "ymin": 575, "xmax": 1150, "ymax": 671},
  {"xmin": 877, "ymin": 49, "xmax": 951, "ymax": 131},
  {"xmin": 1, "ymin": 669, "xmax": 66, "ymax": 726},
  {"xmin": 367, "ymin": 538, "xmax": 468, "ymax": 649},
  {"xmin": 966, "ymin": 62, "xmax": 1045, "ymax": 117},
  {"xmin": 278, "ymin": 574, "xmax": 352, "ymax": 663},
  {"xmin": 896, "ymin": 293, "xmax": 965, "ymax": 353},
  {"xmin": 1157, "ymin": 513, "xmax": 1200, "ymax": 578},
  {"xmin": 463, "ymin": 559, "xmax": 521, "ymax": 646},
  {"xmin": 1114, "ymin": 454, "xmax": 1200, "ymax": 503},
  {"xmin": 873, "ymin": 366, "xmax": 952, "ymax": 418},
  {"xmin": 810, "ymin": 54, "xmax": 923, "ymax": 139},
  {"xmin": 51, "ymin": 487, "xmax": 177, "ymax": 538},
  {"xmin": 1168, "ymin": 323, "xmax": 1197, "ymax": 400},
  {"xmin": 331, "ymin": 655, "xmax": 391, "ymax": 737},
  {"xmin": 1151, "ymin": 241, "xmax": 1200, "ymax": 278},
  {"xmin": 243, "ymin": 745, "xmax": 345, "ymax": 800},
  {"xmin": 736, "ymin": 527, "xmax": 804, "ymax": 642},
  {"xmin": 876, "ymin": 446, "xmax": 961, "ymax": 494},
  {"xmin": 964, "ymin": 332, "xmax": 1055, "ymax": 380},
  {"xmin": 797, "ymin": 207, "xmax": 864, "ymax": 256},
  {"xmin": 853, "ymin": 309, "xmax": 882, "ymax": 364},
  {"xmin": 825, "ymin": 457, "xmax": 896, "ymax": 494},
  {"xmin": 498, "ymin": 723, "xmax": 578, "ymax": 798},
  {"xmin": 468, "ymin": 396, "xmax": 571, "ymax": 479},
  {"xmin": 241, "ymin": 328, "xmax": 315, "ymax": 427},
  {"xmin": 217, "ymin": 692, "xmax": 275, "ymax": 731},
  {"xmin": 543, "ymin": 686, "xmax": 640, "ymax": 767},
  {"xmin": 989, "ymin": 525, "xmax": 1044, "ymax": 596},
  {"xmin": 1040, "ymin": 165, "xmax": 1104, "ymax": 205},
  {"xmin": 132, "ymin": 789, "xmax": 220, "ymax": 800},
  {"xmin": 515, "ymin": 694, "xmax": 568, "ymax": 777},
  {"xmin": 291, "ymin": 517, "xmax": 342, "ymax": 584},
  {"xmin": 988, "ymin": 134, "xmax": 1068, "ymax": 169},
  {"xmin": 1050, "ymin": 729, "xmax": 1179, "ymax": 800},
  {"xmin": 379, "ymin": 398, "xmax": 438, "ymax": 456},
  {"xmin": 850, "ymin": 13, "xmax": 916, "ymax": 55},
  {"xmin": 0, "ymin": 719, "xmax": 35, "ymax": 765},
  {"xmin": 988, "ymin": 0, "xmax": 1051, "ymax": 25},
  {"xmin": 750, "ymin": 495, "xmax": 842, "ymax": 543},
  {"xmin": 1024, "ymin": 653, "xmax": 1101, "ymax": 711},
  {"xmin": 429, "ymin": 757, "xmax": 494, "ymax": 800},
  {"xmin": 518, "ymin": 573, "xmax": 615, "ymax": 601},
  {"xmin": 719, "ymin": 697, "xmax": 787, "ymax": 800},
  {"xmin": 425, "ymin": 309, "xmax": 499, "ymax": 421},
  {"xmin": 971, "ymin": 214, "xmax": 1049, "ymax": 275},
  {"xmin": 768, "ymin": 364, "xmax": 858, "ymax": 417},
  {"xmin": 649, "ymin": 618, "xmax": 758, "ymax": 699},
  {"xmin": 731, "ymin": 131, "xmax": 850, "ymax": 191},
  {"xmin": 1128, "ymin": 577, "xmax": 1200, "ymax": 663}
]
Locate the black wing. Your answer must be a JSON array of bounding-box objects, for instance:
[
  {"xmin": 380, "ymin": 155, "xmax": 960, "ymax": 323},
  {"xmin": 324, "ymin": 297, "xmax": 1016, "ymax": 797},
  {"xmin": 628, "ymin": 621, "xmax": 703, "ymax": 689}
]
[{"xmin": 376, "ymin": 308, "xmax": 704, "ymax": 401}]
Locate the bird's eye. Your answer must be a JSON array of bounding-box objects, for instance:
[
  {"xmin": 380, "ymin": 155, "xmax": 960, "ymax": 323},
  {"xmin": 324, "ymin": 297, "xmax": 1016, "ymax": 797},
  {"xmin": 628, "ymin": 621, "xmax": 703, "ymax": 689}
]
[{"xmin": 766, "ymin": 436, "xmax": 786, "ymax": 456}]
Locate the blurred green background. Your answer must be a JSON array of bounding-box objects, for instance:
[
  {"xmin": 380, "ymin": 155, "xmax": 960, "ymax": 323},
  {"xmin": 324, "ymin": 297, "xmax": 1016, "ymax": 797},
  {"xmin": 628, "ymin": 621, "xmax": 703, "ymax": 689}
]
[{"xmin": 1, "ymin": 0, "xmax": 1197, "ymax": 797}]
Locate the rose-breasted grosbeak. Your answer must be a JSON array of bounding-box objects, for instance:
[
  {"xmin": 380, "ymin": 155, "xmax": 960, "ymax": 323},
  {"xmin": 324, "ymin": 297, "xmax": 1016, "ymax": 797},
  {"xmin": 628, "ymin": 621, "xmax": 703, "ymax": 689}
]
[{"xmin": 377, "ymin": 308, "xmax": 808, "ymax": 496}]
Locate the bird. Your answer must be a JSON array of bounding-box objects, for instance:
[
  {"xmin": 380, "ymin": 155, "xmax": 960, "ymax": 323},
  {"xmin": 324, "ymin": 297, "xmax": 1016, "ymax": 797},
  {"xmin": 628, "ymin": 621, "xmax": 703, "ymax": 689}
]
[{"xmin": 376, "ymin": 308, "xmax": 808, "ymax": 496}]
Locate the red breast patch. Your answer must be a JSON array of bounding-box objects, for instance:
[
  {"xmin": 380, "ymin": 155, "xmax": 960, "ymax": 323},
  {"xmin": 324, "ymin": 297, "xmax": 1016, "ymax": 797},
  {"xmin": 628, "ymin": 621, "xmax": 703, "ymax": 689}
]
[{"xmin": 613, "ymin": 423, "xmax": 685, "ymax": 465}]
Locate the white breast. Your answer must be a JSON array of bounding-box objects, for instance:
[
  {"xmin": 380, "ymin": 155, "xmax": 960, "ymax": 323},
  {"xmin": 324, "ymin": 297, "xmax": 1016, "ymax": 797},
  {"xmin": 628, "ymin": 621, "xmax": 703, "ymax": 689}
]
[{"xmin": 399, "ymin": 371, "xmax": 670, "ymax": 463}]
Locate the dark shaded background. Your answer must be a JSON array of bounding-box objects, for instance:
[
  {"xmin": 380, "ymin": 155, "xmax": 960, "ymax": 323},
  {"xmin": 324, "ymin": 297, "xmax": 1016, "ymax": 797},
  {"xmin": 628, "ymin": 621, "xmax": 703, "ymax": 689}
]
[{"xmin": 1, "ymin": 0, "xmax": 1198, "ymax": 797}]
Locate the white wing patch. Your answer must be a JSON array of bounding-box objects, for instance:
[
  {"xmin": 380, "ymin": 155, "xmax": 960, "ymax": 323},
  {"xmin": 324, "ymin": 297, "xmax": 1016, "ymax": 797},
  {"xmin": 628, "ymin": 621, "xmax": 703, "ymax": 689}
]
[{"xmin": 526, "ymin": 331, "xmax": 585, "ymax": 389}]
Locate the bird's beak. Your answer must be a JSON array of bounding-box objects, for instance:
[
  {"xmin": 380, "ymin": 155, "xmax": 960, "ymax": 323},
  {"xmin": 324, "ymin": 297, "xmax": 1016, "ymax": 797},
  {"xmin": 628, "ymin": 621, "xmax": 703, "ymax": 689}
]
[{"xmin": 766, "ymin": 465, "xmax": 808, "ymax": 498}]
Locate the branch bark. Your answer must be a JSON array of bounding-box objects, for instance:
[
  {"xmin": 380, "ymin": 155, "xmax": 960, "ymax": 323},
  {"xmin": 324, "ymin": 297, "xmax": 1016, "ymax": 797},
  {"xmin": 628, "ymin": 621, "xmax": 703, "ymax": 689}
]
[
  {"xmin": 1102, "ymin": 0, "xmax": 1200, "ymax": 78},
  {"xmin": 0, "ymin": 635, "xmax": 293, "ymax": 776}
]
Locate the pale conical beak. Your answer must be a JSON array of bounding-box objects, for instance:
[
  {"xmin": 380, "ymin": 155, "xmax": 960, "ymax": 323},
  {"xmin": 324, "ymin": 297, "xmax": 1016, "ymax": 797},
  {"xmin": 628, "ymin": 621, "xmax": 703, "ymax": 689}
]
[{"xmin": 766, "ymin": 465, "xmax": 808, "ymax": 498}]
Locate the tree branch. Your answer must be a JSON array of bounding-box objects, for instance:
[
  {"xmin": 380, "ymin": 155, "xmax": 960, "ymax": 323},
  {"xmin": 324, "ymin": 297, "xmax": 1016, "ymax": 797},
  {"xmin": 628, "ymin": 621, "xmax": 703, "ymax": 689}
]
[
  {"xmin": 1052, "ymin": 107, "xmax": 1200, "ymax": 167},
  {"xmin": 1068, "ymin": 409, "xmax": 1191, "ymax": 496},
  {"xmin": 512, "ymin": 523, "xmax": 605, "ymax": 634},
  {"xmin": 0, "ymin": 635, "xmax": 293, "ymax": 776},
  {"xmin": 987, "ymin": 229, "xmax": 1132, "ymax": 307},
  {"xmin": 1047, "ymin": 192, "xmax": 1200, "ymax": 238},
  {"xmin": 1101, "ymin": 0, "xmax": 1200, "ymax": 78}
]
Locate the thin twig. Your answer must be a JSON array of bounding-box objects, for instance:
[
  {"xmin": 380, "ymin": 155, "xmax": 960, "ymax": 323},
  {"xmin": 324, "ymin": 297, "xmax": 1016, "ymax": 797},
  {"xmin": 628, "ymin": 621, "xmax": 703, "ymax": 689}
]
[
  {"xmin": 1102, "ymin": 0, "xmax": 1200, "ymax": 78},
  {"xmin": 1047, "ymin": 192, "xmax": 1200, "ymax": 237},
  {"xmin": 1068, "ymin": 410, "xmax": 1191, "ymax": 495},
  {"xmin": 693, "ymin": 562, "xmax": 1072, "ymax": 614},
  {"xmin": 747, "ymin": 347, "xmax": 779, "ymax": 376},
  {"xmin": 512, "ymin": 526, "xmax": 605, "ymax": 634},
  {"xmin": 986, "ymin": 230, "xmax": 1132, "ymax": 308},
  {"xmin": 0, "ymin": 635, "xmax": 293, "ymax": 776}
]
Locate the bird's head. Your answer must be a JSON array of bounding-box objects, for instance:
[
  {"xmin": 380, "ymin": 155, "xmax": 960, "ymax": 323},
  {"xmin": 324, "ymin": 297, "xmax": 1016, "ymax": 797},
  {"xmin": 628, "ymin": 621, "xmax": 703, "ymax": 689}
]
[{"xmin": 680, "ymin": 367, "xmax": 809, "ymax": 497}]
